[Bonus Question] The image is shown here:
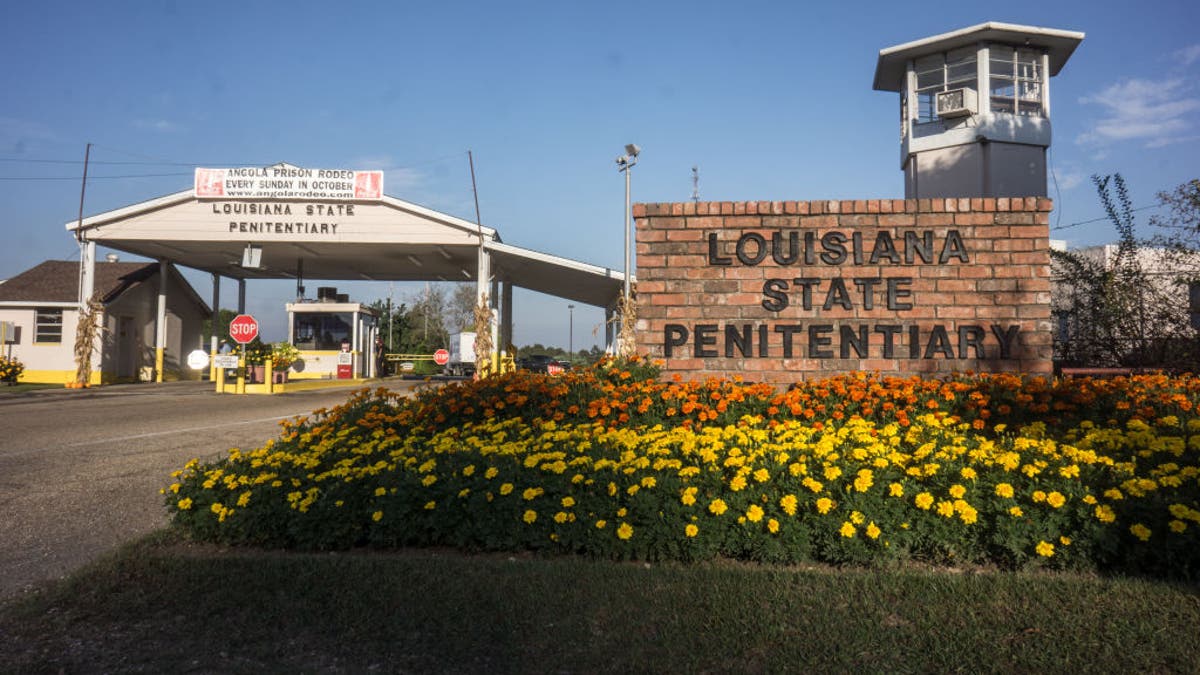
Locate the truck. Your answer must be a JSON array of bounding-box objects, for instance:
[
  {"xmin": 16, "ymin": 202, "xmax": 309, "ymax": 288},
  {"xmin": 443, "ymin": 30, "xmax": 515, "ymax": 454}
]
[{"xmin": 445, "ymin": 331, "xmax": 477, "ymax": 377}]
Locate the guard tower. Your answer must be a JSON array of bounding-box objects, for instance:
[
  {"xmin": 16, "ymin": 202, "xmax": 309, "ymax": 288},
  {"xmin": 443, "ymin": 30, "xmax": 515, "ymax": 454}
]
[{"xmin": 873, "ymin": 22, "xmax": 1084, "ymax": 199}]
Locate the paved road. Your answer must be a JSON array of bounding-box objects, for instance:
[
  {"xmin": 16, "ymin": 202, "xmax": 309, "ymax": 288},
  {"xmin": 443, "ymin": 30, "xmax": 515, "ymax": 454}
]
[{"xmin": 0, "ymin": 379, "xmax": 423, "ymax": 601}]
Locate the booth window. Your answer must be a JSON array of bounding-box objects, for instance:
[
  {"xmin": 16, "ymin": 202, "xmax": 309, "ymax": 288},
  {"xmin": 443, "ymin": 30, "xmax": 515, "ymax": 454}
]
[
  {"xmin": 35, "ymin": 308, "xmax": 63, "ymax": 343},
  {"xmin": 292, "ymin": 312, "xmax": 352, "ymax": 350},
  {"xmin": 914, "ymin": 48, "xmax": 977, "ymax": 123},
  {"xmin": 990, "ymin": 47, "xmax": 1043, "ymax": 116}
]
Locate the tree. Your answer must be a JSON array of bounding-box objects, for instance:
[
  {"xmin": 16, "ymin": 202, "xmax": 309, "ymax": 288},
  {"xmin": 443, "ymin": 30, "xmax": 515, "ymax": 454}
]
[
  {"xmin": 448, "ymin": 284, "xmax": 477, "ymax": 333},
  {"xmin": 1148, "ymin": 178, "xmax": 1200, "ymax": 279},
  {"xmin": 203, "ymin": 309, "xmax": 239, "ymax": 344},
  {"xmin": 1051, "ymin": 174, "xmax": 1197, "ymax": 369}
]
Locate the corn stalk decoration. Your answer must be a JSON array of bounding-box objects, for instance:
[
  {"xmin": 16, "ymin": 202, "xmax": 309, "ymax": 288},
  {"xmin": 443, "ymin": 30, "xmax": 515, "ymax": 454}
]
[
  {"xmin": 73, "ymin": 295, "xmax": 104, "ymax": 386},
  {"xmin": 473, "ymin": 294, "xmax": 494, "ymax": 377},
  {"xmin": 617, "ymin": 292, "xmax": 637, "ymax": 359}
]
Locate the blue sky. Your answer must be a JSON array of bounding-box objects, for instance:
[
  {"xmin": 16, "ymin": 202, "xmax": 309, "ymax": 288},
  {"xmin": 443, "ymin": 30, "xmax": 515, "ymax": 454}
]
[{"xmin": 2, "ymin": 0, "xmax": 1198, "ymax": 349}]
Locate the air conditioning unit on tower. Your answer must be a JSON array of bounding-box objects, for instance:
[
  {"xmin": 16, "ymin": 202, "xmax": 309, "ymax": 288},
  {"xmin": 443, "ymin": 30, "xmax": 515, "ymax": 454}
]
[{"xmin": 935, "ymin": 87, "xmax": 977, "ymax": 118}]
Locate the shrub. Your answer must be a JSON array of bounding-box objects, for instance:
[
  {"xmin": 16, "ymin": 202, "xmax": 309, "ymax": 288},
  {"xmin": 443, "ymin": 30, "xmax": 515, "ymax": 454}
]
[{"xmin": 0, "ymin": 355, "xmax": 23, "ymax": 384}]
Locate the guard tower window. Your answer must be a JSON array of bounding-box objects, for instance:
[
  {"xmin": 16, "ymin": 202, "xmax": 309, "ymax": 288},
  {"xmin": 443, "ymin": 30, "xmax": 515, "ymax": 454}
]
[
  {"xmin": 34, "ymin": 308, "xmax": 63, "ymax": 343},
  {"xmin": 990, "ymin": 47, "xmax": 1043, "ymax": 116},
  {"xmin": 914, "ymin": 48, "xmax": 977, "ymax": 123},
  {"xmin": 292, "ymin": 312, "xmax": 352, "ymax": 351}
]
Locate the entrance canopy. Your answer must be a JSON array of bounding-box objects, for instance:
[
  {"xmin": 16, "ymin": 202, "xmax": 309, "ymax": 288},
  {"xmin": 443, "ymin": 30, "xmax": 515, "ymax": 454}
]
[{"xmin": 64, "ymin": 172, "xmax": 628, "ymax": 309}]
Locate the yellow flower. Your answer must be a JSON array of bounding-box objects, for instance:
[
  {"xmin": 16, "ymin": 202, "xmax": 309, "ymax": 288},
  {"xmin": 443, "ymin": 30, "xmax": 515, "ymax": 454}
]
[
  {"xmin": 499, "ymin": 483, "xmax": 514, "ymax": 496},
  {"xmin": 767, "ymin": 518, "xmax": 780, "ymax": 534},
  {"xmin": 554, "ymin": 512, "xmax": 569, "ymax": 524},
  {"xmin": 523, "ymin": 487, "xmax": 543, "ymax": 500},
  {"xmin": 421, "ymin": 475, "xmax": 437, "ymax": 487},
  {"xmin": 626, "ymin": 485, "xmax": 640, "ymax": 496},
  {"xmin": 753, "ymin": 468, "xmax": 770, "ymax": 483},
  {"xmin": 850, "ymin": 510, "xmax": 865, "ymax": 525},
  {"xmin": 236, "ymin": 491, "xmax": 251, "ymax": 508},
  {"xmin": 462, "ymin": 464, "xmax": 476, "ymax": 477},
  {"xmin": 1036, "ymin": 541, "xmax": 1055, "ymax": 557},
  {"xmin": 681, "ymin": 487, "xmax": 698, "ymax": 506},
  {"xmin": 372, "ymin": 510, "xmax": 383, "ymax": 522},
  {"xmin": 866, "ymin": 522, "xmax": 881, "ymax": 539},
  {"xmin": 802, "ymin": 477, "xmax": 824, "ymax": 493},
  {"xmin": 1094, "ymin": 504, "xmax": 1116, "ymax": 523},
  {"xmin": 641, "ymin": 476, "xmax": 657, "ymax": 488},
  {"xmin": 1130, "ymin": 523, "xmax": 1152, "ymax": 541},
  {"xmin": 1009, "ymin": 506, "xmax": 1024, "ymax": 517},
  {"xmin": 815, "ymin": 497, "xmax": 835, "ymax": 514},
  {"xmin": 608, "ymin": 482, "xmax": 618, "ymax": 497},
  {"xmin": 523, "ymin": 509, "xmax": 537, "ymax": 524},
  {"xmin": 1082, "ymin": 494, "xmax": 1097, "ymax": 505},
  {"xmin": 888, "ymin": 483, "xmax": 904, "ymax": 498},
  {"xmin": 746, "ymin": 504, "xmax": 764, "ymax": 522},
  {"xmin": 685, "ymin": 523, "xmax": 699, "ymax": 537},
  {"xmin": 1046, "ymin": 491, "xmax": 1066, "ymax": 509},
  {"xmin": 840, "ymin": 521, "xmax": 856, "ymax": 538},
  {"xmin": 1103, "ymin": 488, "xmax": 1123, "ymax": 501},
  {"xmin": 994, "ymin": 483, "xmax": 1015, "ymax": 499},
  {"xmin": 780, "ymin": 494, "xmax": 798, "ymax": 516},
  {"xmin": 617, "ymin": 522, "xmax": 634, "ymax": 540},
  {"xmin": 824, "ymin": 466, "xmax": 843, "ymax": 481},
  {"xmin": 561, "ymin": 496, "xmax": 576, "ymax": 508},
  {"xmin": 853, "ymin": 469, "xmax": 874, "ymax": 493},
  {"xmin": 595, "ymin": 519, "xmax": 607, "ymax": 529},
  {"xmin": 424, "ymin": 500, "xmax": 436, "ymax": 510},
  {"xmin": 949, "ymin": 484, "xmax": 966, "ymax": 499},
  {"xmin": 960, "ymin": 467, "xmax": 977, "ymax": 480},
  {"xmin": 915, "ymin": 492, "xmax": 934, "ymax": 510},
  {"xmin": 1059, "ymin": 536, "xmax": 1072, "ymax": 545},
  {"xmin": 458, "ymin": 488, "xmax": 471, "ymax": 498},
  {"xmin": 709, "ymin": 499, "xmax": 729, "ymax": 516},
  {"xmin": 1169, "ymin": 520, "xmax": 1187, "ymax": 533},
  {"xmin": 485, "ymin": 467, "xmax": 499, "ymax": 479},
  {"xmin": 936, "ymin": 501, "xmax": 955, "ymax": 518},
  {"xmin": 177, "ymin": 497, "xmax": 193, "ymax": 510},
  {"xmin": 617, "ymin": 507, "xmax": 628, "ymax": 518},
  {"xmin": 730, "ymin": 475, "xmax": 747, "ymax": 491},
  {"xmin": 1032, "ymin": 490, "xmax": 1047, "ymax": 503}
]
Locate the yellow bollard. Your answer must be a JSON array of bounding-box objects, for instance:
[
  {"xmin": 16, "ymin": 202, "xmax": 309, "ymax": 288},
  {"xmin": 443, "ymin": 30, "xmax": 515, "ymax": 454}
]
[
  {"xmin": 236, "ymin": 355, "xmax": 245, "ymax": 395},
  {"xmin": 265, "ymin": 358, "xmax": 274, "ymax": 394},
  {"xmin": 215, "ymin": 362, "xmax": 225, "ymax": 393}
]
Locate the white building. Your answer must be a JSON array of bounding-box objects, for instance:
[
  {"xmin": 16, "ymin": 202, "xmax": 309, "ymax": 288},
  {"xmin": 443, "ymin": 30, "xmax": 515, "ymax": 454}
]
[{"xmin": 0, "ymin": 260, "xmax": 210, "ymax": 384}]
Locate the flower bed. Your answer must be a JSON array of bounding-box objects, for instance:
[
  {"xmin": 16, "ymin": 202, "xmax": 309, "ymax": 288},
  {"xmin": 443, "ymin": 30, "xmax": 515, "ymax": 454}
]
[{"xmin": 166, "ymin": 361, "xmax": 1200, "ymax": 577}]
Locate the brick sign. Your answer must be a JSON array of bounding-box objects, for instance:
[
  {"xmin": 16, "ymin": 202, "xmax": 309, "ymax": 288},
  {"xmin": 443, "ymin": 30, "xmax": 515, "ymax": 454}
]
[{"xmin": 634, "ymin": 198, "xmax": 1053, "ymax": 382}]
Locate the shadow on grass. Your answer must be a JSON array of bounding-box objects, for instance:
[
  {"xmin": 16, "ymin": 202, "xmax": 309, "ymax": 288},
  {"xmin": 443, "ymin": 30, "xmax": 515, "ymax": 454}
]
[{"xmin": 2, "ymin": 528, "xmax": 1198, "ymax": 673}]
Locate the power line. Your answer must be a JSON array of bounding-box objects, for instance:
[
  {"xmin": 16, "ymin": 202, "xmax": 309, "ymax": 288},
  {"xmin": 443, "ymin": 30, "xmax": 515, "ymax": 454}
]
[
  {"xmin": 0, "ymin": 172, "xmax": 192, "ymax": 181},
  {"xmin": 1050, "ymin": 204, "xmax": 1161, "ymax": 231}
]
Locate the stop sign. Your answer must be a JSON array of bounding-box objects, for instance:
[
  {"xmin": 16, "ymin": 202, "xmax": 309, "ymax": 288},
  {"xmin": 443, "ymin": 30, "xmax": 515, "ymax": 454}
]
[
  {"xmin": 433, "ymin": 348, "xmax": 450, "ymax": 365},
  {"xmin": 229, "ymin": 314, "xmax": 259, "ymax": 344}
]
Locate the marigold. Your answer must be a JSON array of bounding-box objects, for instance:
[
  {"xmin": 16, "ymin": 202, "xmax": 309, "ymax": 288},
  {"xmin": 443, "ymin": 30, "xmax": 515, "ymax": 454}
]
[
  {"xmin": 372, "ymin": 510, "xmax": 383, "ymax": 522},
  {"xmin": 866, "ymin": 522, "xmax": 881, "ymax": 539},
  {"xmin": 780, "ymin": 494, "xmax": 798, "ymax": 516},
  {"xmin": 914, "ymin": 492, "xmax": 934, "ymax": 510},
  {"xmin": 888, "ymin": 483, "xmax": 904, "ymax": 498},
  {"xmin": 949, "ymin": 484, "xmax": 966, "ymax": 499},
  {"xmin": 767, "ymin": 518, "xmax": 780, "ymax": 534},
  {"xmin": 753, "ymin": 468, "xmax": 770, "ymax": 483},
  {"xmin": 424, "ymin": 501, "xmax": 436, "ymax": 510},
  {"xmin": 1169, "ymin": 520, "xmax": 1187, "ymax": 533},
  {"xmin": 617, "ymin": 522, "xmax": 634, "ymax": 540},
  {"xmin": 709, "ymin": 499, "xmax": 729, "ymax": 516},
  {"xmin": 685, "ymin": 523, "xmax": 699, "ymax": 537},
  {"xmin": 1095, "ymin": 504, "xmax": 1116, "ymax": 523},
  {"xmin": 177, "ymin": 497, "xmax": 193, "ymax": 510},
  {"xmin": 840, "ymin": 521, "xmax": 856, "ymax": 538},
  {"xmin": 523, "ymin": 509, "xmax": 537, "ymax": 524},
  {"xmin": 595, "ymin": 519, "xmax": 607, "ymax": 529},
  {"xmin": 1036, "ymin": 541, "xmax": 1055, "ymax": 557},
  {"xmin": 746, "ymin": 504, "xmax": 765, "ymax": 522},
  {"xmin": 994, "ymin": 483, "xmax": 1015, "ymax": 499},
  {"xmin": 1010, "ymin": 506, "xmax": 1024, "ymax": 517},
  {"xmin": 1130, "ymin": 523, "xmax": 1152, "ymax": 541},
  {"xmin": 816, "ymin": 497, "xmax": 835, "ymax": 514},
  {"xmin": 499, "ymin": 483, "xmax": 514, "ymax": 496},
  {"xmin": 1046, "ymin": 491, "xmax": 1066, "ymax": 509}
]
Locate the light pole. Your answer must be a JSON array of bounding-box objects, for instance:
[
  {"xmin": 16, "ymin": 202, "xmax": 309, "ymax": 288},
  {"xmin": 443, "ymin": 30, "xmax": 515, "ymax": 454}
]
[
  {"xmin": 616, "ymin": 144, "xmax": 640, "ymax": 302},
  {"xmin": 568, "ymin": 304, "xmax": 575, "ymax": 362}
]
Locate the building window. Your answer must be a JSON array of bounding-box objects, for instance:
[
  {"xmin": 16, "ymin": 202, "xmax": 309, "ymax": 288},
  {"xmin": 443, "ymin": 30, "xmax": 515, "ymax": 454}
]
[
  {"xmin": 292, "ymin": 312, "xmax": 352, "ymax": 351},
  {"xmin": 35, "ymin": 308, "xmax": 63, "ymax": 343},
  {"xmin": 990, "ymin": 47, "xmax": 1043, "ymax": 116},
  {"xmin": 914, "ymin": 48, "xmax": 977, "ymax": 123}
]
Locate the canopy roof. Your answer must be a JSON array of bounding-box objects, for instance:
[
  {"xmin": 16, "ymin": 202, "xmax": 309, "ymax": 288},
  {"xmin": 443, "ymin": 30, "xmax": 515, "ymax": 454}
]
[
  {"xmin": 873, "ymin": 21, "xmax": 1085, "ymax": 92},
  {"xmin": 65, "ymin": 179, "xmax": 627, "ymax": 309}
]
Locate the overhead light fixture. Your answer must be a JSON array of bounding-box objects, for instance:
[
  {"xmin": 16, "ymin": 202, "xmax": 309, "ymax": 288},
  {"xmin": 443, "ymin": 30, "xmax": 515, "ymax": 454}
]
[
  {"xmin": 105, "ymin": 253, "xmax": 120, "ymax": 263},
  {"xmin": 406, "ymin": 254, "xmax": 423, "ymax": 267},
  {"xmin": 437, "ymin": 246, "xmax": 454, "ymax": 260},
  {"xmin": 461, "ymin": 268, "xmax": 472, "ymax": 279},
  {"xmin": 242, "ymin": 244, "xmax": 263, "ymax": 268},
  {"xmin": 625, "ymin": 143, "xmax": 641, "ymax": 158}
]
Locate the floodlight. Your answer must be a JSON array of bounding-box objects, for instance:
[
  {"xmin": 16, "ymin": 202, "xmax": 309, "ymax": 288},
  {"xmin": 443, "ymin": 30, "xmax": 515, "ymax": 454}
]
[
  {"xmin": 241, "ymin": 244, "xmax": 263, "ymax": 268},
  {"xmin": 625, "ymin": 143, "xmax": 640, "ymax": 157}
]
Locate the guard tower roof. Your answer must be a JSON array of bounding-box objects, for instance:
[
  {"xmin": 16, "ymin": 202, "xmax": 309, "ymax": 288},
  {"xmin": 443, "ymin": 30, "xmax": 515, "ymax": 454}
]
[{"xmin": 873, "ymin": 21, "xmax": 1085, "ymax": 92}]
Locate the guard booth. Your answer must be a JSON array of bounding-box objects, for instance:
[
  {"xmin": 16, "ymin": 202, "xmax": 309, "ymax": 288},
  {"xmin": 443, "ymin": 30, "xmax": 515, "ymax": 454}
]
[{"xmin": 287, "ymin": 287, "xmax": 378, "ymax": 379}]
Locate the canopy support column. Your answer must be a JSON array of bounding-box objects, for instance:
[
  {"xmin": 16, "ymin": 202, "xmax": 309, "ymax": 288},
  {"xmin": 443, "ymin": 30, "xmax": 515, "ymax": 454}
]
[
  {"xmin": 501, "ymin": 281, "xmax": 513, "ymax": 352},
  {"xmin": 237, "ymin": 279, "xmax": 246, "ymax": 314},
  {"xmin": 210, "ymin": 273, "xmax": 221, "ymax": 380},
  {"xmin": 155, "ymin": 260, "xmax": 168, "ymax": 383}
]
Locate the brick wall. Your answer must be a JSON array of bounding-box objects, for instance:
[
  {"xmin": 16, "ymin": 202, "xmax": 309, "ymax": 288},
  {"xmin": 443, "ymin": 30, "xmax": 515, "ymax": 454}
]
[{"xmin": 633, "ymin": 198, "xmax": 1053, "ymax": 383}]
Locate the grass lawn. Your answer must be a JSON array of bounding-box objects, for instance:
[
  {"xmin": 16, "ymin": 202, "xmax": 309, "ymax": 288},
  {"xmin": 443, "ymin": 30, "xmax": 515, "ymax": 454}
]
[{"xmin": 1, "ymin": 530, "xmax": 1197, "ymax": 674}]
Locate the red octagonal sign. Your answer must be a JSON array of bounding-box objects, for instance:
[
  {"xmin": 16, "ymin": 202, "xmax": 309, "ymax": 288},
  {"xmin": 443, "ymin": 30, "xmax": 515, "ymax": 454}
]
[
  {"xmin": 229, "ymin": 314, "xmax": 259, "ymax": 344},
  {"xmin": 433, "ymin": 348, "xmax": 450, "ymax": 366}
]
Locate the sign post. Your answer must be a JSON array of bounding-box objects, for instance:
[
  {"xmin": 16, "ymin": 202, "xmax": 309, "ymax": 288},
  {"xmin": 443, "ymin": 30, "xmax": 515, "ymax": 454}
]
[{"xmin": 229, "ymin": 314, "xmax": 259, "ymax": 394}]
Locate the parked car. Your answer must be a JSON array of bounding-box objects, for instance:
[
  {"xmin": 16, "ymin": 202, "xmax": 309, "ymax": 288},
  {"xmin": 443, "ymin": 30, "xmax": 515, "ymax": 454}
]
[{"xmin": 521, "ymin": 354, "xmax": 560, "ymax": 373}]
